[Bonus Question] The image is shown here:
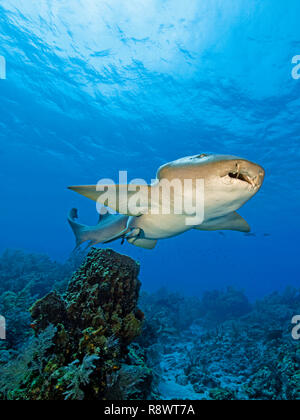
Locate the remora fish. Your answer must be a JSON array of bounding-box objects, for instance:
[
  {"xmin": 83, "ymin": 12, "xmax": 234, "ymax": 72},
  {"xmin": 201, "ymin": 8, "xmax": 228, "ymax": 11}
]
[{"xmin": 68, "ymin": 154, "xmax": 265, "ymax": 250}]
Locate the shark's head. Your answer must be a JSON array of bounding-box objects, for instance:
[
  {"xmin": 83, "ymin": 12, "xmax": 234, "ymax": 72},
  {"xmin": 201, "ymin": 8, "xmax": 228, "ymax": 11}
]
[{"xmin": 157, "ymin": 154, "xmax": 265, "ymax": 217}]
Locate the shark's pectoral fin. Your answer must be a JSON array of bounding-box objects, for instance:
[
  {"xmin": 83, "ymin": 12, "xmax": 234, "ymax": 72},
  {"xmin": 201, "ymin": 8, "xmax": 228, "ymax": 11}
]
[
  {"xmin": 68, "ymin": 185, "xmax": 152, "ymax": 216},
  {"xmin": 124, "ymin": 227, "xmax": 158, "ymax": 249},
  {"xmin": 194, "ymin": 212, "xmax": 251, "ymax": 233},
  {"xmin": 127, "ymin": 237, "xmax": 158, "ymax": 250}
]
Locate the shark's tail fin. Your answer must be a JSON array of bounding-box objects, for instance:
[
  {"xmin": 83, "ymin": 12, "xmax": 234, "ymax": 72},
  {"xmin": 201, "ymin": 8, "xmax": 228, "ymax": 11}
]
[
  {"xmin": 68, "ymin": 208, "xmax": 130, "ymax": 249},
  {"xmin": 68, "ymin": 208, "xmax": 89, "ymax": 248}
]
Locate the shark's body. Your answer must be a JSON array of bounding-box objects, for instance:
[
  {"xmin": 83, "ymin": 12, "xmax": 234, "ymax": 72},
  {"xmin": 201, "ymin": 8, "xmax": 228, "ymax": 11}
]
[{"xmin": 68, "ymin": 154, "xmax": 265, "ymax": 250}]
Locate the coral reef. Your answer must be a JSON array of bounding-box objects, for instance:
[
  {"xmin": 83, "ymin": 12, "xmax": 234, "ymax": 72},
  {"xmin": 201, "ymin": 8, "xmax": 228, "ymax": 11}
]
[
  {"xmin": 140, "ymin": 288, "xmax": 300, "ymax": 400},
  {"xmin": 0, "ymin": 249, "xmax": 85, "ymax": 350},
  {"xmin": 0, "ymin": 248, "xmax": 299, "ymax": 400},
  {"xmin": 138, "ymin": 288, "xmax": 203, "ymax": 347},
  {"xmin": 0, "ymin": 249, "xmax": 151, "ymax": 400},
  {"xmin": 200, "ymin": 287, "xmax": 252, "ymax": 326}
]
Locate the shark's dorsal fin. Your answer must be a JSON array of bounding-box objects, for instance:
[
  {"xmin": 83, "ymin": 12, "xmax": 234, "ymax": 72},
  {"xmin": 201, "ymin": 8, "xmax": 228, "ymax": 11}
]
[
  {"xmin": 68, "ymin": 185, "xmax": 152, "ymax": 216},
  {"xmin": 194, "ymin": 212, "xmax": 251, "ymax": 233}
]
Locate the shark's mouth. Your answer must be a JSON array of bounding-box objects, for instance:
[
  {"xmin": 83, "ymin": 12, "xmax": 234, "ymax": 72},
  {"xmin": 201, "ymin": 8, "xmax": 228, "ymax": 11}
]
[{"xmin": 228, "ymin": 172, "xmax": 253, "ymax": 186}]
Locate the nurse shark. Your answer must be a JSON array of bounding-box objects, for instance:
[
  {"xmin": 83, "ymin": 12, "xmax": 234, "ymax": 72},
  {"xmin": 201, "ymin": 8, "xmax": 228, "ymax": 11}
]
[{"xmin": 68, "ymin": 154, "xmax": 265, "ymax": 250}]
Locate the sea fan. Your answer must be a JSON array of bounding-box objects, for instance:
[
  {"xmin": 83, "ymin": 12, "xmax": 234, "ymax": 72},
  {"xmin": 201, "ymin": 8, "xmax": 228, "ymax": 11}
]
[
  {"xmin": 63, "ymin": 355, "xmax": 100, "ymax": 401},
  {"xmin": 0, "ymin": 324, "xmax": 57, "ymax": 399}
]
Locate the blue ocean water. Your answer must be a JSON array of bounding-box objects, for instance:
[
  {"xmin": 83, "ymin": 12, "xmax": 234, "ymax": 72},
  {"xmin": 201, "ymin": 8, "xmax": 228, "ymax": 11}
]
[{"xmin": 0, "ymin": 0, "xmax": 300, "ymax": 300}]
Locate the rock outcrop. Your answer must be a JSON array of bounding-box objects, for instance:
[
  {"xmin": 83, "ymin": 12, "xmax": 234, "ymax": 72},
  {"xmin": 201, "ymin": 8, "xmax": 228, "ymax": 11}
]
[{"xmin": 25, "ymin": 248, "xmax": 150, "ymax": 400}]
